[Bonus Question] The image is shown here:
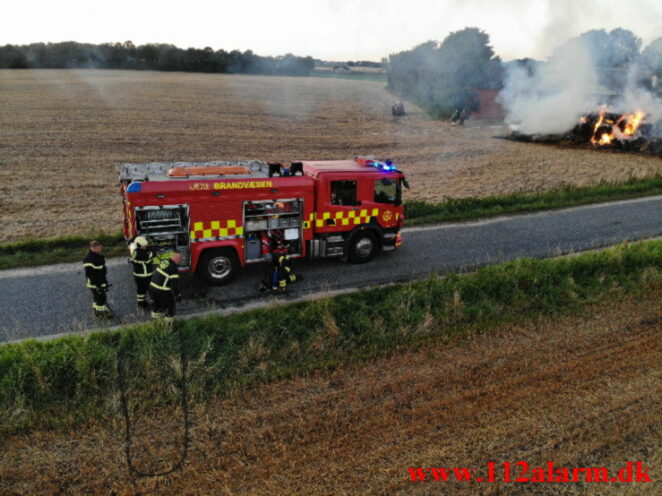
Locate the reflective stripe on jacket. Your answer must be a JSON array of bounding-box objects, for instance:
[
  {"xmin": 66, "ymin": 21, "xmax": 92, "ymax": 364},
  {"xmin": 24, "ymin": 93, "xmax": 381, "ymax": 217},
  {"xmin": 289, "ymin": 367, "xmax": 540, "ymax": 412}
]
[
  {"xmin": 130, "ymin": 247, "xmax": 154, "ymax": 277},
  {"xmin": 83, "ymin": 250, "xmax": 107, "ymax": 288},
  {"xmin": 150, "ymin": 259, "xmax": 179, "ymax": 293}
]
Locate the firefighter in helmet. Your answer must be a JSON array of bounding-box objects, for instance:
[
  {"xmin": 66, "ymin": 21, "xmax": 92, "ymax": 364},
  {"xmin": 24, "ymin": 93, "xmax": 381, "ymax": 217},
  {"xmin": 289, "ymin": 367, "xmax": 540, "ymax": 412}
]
[
  {"xmin": 271, "ymin": 241, "xmax": 299, "ymax": 292},
  {"xmin": 149, "ymin": 252, "xmax": 182, "ymax": 322},
  {"xmin": 83, "ymin": 240, "xmax": 112, "ymax": 318},
  {"xmin": 128, "ymin": 236, "xmax": 154, "ymax": 310}
]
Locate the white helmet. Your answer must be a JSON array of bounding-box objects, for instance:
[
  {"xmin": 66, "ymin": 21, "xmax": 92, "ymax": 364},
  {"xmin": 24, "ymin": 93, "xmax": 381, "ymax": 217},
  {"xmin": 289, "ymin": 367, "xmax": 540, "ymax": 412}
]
[{"xmin": 134, "ymin": 236, "xmax": 149, "ymax": 248}]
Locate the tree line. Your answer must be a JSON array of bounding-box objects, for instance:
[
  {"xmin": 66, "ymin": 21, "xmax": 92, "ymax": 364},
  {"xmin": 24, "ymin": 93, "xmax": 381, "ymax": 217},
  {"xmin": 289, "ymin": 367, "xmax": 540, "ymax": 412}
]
[
  {"xmin": 0, "ymin": 41, "xmax": 315, "ymax": 76},
  {"xmin": 387, "ymin": 28, "xmax": 502, "ymax": 118}
]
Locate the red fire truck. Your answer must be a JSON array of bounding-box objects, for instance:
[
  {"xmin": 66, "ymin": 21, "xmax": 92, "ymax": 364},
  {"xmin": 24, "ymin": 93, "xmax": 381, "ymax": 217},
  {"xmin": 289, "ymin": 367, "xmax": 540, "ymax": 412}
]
[{"xmin": 118, "ymin": 157, "xmax": 408, "ymax": 285}]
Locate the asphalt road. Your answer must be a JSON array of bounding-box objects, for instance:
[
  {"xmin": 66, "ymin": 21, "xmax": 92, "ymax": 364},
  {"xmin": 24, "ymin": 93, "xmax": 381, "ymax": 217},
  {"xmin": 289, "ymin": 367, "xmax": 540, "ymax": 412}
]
[{"xmin": 1, "ymin": 196, "xmax": 660, "ymax": 343}]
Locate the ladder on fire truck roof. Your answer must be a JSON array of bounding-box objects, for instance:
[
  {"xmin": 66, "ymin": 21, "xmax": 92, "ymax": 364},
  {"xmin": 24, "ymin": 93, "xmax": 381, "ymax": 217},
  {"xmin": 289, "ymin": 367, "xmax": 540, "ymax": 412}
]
[{"xmin": 118, "ymin": 160, "xmax": 268, "ymax": 183}]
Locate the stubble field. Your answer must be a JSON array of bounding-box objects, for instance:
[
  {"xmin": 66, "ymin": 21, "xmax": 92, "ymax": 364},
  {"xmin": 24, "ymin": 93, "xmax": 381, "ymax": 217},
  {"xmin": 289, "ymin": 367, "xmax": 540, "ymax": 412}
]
[
  {"xmin": 1, "ymin": 69, "xmax": 661, "ymax": 243},
  {"xmin": 2, "ymin": 290, "xmax": 659, "ymax": 495}
]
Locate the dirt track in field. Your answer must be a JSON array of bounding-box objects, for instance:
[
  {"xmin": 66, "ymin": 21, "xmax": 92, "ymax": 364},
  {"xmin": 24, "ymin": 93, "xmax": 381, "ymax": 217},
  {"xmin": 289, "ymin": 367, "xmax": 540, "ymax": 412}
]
[
  {"xmin": 2, "ymin": 291, "xmax": 659, "ymax": 495},
  {"xmin": 1, "ymin": 70, "xmax": 661, "ymax": 243}
]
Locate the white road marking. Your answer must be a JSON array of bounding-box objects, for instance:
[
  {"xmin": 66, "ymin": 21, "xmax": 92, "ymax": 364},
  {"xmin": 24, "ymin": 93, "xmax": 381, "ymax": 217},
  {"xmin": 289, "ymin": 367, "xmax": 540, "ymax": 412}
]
[
  {"xmin": 2, "ymin": 195, "xmax": 659, "ymax": 279},
  {"xmin": 4, "ymin": 236, "xmax": 660, "ymax": 345},
  {"xmin": 0, "ymin": 257, "xmax": 128, "ymax": 279},
  {"xmin": 2, "ymin": 285, "xmax": 377, "ymax": 345}
]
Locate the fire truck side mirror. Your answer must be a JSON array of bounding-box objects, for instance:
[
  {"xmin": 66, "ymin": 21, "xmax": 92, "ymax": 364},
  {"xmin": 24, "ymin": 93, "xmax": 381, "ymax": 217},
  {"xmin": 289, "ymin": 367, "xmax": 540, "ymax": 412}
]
[{"xmin": 402, "ymin": 179, "xmax": 410, "ymax": 189}]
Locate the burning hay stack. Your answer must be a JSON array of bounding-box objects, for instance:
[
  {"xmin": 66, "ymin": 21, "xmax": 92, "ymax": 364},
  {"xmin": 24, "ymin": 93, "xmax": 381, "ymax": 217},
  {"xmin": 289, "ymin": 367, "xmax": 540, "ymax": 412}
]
[
  {"xmin": 500, "ymin": 29, "xmax": 662, "ymax": 158},
  {"xmin": 573, "ymin": 108, "xmax": 649, "ymax": 148},
  {"xmin": 508, "ymin": 107, "xmax": 662, "ymax": 157}
]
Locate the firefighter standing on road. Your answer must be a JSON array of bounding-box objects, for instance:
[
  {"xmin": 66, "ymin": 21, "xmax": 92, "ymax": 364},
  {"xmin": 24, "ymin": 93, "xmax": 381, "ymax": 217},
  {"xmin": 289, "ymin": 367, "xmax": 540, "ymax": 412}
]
[
  {"xmin": 149, "ymin": 252, "xmax": 182, "ymax": 322},
  {"xmin": 272, "ymin": 241, "xmax": 299, "ymax": 292},
  {"xmin": 84, "ymin": 240, "xmax": 112, "ymax": 318},
  {"xmin": 128, "ymin": 236, "xmax": 154, "ymax": 310}
]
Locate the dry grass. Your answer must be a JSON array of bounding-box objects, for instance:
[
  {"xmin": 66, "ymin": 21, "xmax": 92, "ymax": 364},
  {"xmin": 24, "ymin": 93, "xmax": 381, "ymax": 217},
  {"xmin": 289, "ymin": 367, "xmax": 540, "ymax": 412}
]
[
  {"xmin": 1, "ymin": 69, "xmax": 661, "ymax": 243},
  {"xmin": 2, "ymin": 291, "xmax": 659, "ymax": 495}
]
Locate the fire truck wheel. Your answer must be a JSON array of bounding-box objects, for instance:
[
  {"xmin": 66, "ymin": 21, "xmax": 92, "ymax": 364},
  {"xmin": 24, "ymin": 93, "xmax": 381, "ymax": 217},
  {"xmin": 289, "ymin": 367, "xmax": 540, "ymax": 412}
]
[
  {"xmin": 198, "ymin": 248, "xmax": 239, "ymax": 285},
  {"xmin": 348, "ymin": 230, "xmax": 379, "ymax": 264}
]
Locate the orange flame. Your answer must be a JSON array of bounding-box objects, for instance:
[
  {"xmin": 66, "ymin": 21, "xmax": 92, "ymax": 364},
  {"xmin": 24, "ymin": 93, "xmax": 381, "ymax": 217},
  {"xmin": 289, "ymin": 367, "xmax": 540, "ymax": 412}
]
[
  {"xmin": 590, "ymin": 108, "xmax": 607, "ymax": 145},
  {"xmin": 624, "ymin": 110, "xmax": 644, "ymax": 136},
  {"xmin": 589, "ymin": 108, "xmax": 646, "ymax": 146}
]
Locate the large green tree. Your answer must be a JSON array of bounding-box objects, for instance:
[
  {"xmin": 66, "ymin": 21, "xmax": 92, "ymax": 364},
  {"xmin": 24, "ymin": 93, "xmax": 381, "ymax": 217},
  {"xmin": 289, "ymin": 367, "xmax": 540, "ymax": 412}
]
[
  {"xmin": 387, "ymin": 28, "xmax": 501, "ymax": 118},
  {"xmin": 553, "ymin": 28, "xmax": 641, "ymax": 69},
  {"xmin": 641, "ymin": 37, "xmax": 662, "ymax": 74}
]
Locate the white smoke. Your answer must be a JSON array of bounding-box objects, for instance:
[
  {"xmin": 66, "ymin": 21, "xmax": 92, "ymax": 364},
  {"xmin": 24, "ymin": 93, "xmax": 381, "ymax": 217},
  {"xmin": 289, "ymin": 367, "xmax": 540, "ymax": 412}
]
[
  {"xmin": 617, "ymin": 59, "xmax": 662, "ymax": 130},
  {"xmin": 500, "ymin": 32, "xmax": 662, "ymax": 138},
  {"xmin": 618, "ymin": 88, "xmax": 662, "ymax": 128},
  {"xmin": 499, "ymin": 38, "xmax": 598, "ymax": 135}
]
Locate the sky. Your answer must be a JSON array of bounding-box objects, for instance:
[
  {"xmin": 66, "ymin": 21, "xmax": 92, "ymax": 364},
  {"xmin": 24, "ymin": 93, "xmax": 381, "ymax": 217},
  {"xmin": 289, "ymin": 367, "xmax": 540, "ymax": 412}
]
[{"xmin": 2, "ymin": 0, "xmax": 661, "ymax": 62}]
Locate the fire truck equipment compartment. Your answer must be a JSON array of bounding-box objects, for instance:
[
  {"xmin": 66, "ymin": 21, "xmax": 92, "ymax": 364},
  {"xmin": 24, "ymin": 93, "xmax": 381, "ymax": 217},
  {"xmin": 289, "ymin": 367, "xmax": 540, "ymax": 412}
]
[{"xmin": 246, "ymin": 236, "xmax": 261, "ymax": 260}]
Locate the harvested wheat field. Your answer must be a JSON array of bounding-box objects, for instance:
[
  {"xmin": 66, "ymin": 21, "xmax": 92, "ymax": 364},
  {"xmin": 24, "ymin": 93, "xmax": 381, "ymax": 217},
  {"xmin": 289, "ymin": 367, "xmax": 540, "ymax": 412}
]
[
  {"xmin": 1, "ymin": 69, "xmax": 661, "ymax": 243},
  {"xmin": 2, "ymin": 291, "xmax": 659, "ymax": 495}
]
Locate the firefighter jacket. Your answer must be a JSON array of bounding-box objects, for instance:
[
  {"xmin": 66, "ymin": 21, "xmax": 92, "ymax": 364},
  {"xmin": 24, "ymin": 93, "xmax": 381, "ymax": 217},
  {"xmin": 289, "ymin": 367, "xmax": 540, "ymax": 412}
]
[
  {"xmin": 274, "ymin": 253, "xmax": 296, "ymax": 287},
  {"xmin": 83, "ymin": 250, "xmax": 107, "ymax": 289},
  {"xmin": 130, "ymin": 246, "xmax": 154, "ymax": 277},
  {"xmin": 150, "ymin": 259, "xmax": 180, "ymax": 294},
  {"xmin": 276, "ymin": 254, "xmax": 291, "ymax": 271}
]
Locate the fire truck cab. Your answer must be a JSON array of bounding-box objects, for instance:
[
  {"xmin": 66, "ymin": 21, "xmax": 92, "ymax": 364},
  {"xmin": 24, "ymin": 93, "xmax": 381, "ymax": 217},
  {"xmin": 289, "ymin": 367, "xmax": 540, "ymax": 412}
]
[{"xmin": 118, "ymin": 157, "xmax": 407, "ymax": 285}]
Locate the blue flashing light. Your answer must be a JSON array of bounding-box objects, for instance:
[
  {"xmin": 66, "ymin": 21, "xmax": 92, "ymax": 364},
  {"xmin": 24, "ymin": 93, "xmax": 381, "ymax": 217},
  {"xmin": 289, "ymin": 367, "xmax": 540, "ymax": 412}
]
[
  {"xmin": 364, "ymin": 159, "xmax": 398, "ymax": 172},
  {"xmin": 126, "ymin": 181, "xmax": 142, "ymax": 193},
  {"xmin": 364, "ymin": 158, "xmax": 395, "ymax": 171}
]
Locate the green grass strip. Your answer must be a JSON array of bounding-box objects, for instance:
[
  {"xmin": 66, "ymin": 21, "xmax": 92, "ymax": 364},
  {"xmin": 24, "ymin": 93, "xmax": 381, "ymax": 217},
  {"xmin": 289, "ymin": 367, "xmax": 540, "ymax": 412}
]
[
  {"xmin": 404, "ymin": 174, "xmax": 662, "ymax": 225},
  {"xmin": 1, "ymin": 240, "xmax": 660, "ymax": 436},
  {"xmin": 0, "ymin": 233, "xmax": 125, "ymax": 270},
  {"xmin": 1, "ymin": 175, "xmax": 660, "ymax": 271}
]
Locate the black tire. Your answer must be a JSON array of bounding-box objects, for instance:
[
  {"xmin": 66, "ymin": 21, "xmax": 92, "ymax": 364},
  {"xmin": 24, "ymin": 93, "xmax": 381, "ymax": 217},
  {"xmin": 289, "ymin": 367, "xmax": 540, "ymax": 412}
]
[
  {"xmin": 197, "ymin": 248, "xmax": 239, "ymax": 285},
  {"xmin": 348, "ymin": 230, "xmax": 379, "ymax": 264}
]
